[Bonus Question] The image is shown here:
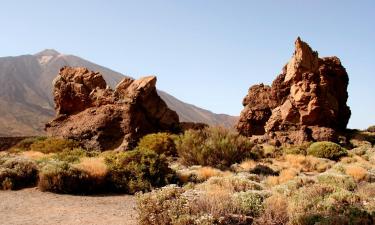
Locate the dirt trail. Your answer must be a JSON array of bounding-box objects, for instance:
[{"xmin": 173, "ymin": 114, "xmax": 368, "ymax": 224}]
[{"xmin": 0, "ymin": 188, "xmax": 137, "ymax": 225}]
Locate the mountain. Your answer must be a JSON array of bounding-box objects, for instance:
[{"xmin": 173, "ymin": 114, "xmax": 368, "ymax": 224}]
[{"xmin": 0, "ymin": 49, "xmax": 237, "ymax": 136}]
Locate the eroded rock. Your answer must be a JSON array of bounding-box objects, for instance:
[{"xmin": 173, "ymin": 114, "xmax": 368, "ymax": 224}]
[
  {"xmin": 237, "ymin": 38, "xmax": 351, "ymax": 144},
  {"xmin": 46, "ymin": 67, "xmax": 180, "ymax": 150}
]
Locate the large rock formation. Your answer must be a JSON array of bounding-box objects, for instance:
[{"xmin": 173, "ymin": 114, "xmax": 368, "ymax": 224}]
[
  {"xmin": 46, "ymin": 67, "xmax": 180, "ymax": 150},
  {"xmin": 237, "ymin": 38, "xmax": 351, "ymax": 145}
]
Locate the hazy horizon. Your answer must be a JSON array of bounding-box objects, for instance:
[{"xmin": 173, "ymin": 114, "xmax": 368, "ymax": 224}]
[{"xmin": 0, "ymin": 0, "xmax": 374, "ymax": 129}]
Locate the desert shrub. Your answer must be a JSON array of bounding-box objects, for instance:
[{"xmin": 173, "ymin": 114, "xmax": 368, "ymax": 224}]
[
  {"xmin": 345, "ymin": 165, "xmax": 368, "ymax": 182},
  {"xmin": 198, "ymin": 175, "xmax": 263, "ymax": 193},
  {"xmin": 30, "ymin": 137, "xmax": 80, "ymax": 153},
  {"xmin": 52, "ymin": 148, "xmax": 89, "ymax": 163},
  {"xmin": 137, "ymin": 133, "xmax": 177, "ymax": 157},
  {"xmin": 254, "ymin": 194, "xmax": 289, "ymax": 225},
  {"xmin": 266, "ymin": 168, "xmax": 298, "ymax": 186},
  {"xmin": 233, "ymin": 190, "xmax": 265, "ymax": 217},
  {"xmin": 136, "ymin": 185, "xmax": 188, "ymax": 225},
  {"xmin": 11, "ymin": 136, "xmax": 47, "ymax": 151},
  {"xmin": 283, "ymin": 142, "xmax": 312, "ymax": 156},
  {"xmin": 284, "ymin": 154, "xmax": 333, "ymax": 173},
  {"xmin": 74, "ymin": 157, "xmax": 108, "ymax": 178},
  {"xmin": 105, "ymin": 149, "xmax": 176, "ymax": 194},
  {"xmin": 38, "ymin": 161, "xmax": 103, "ymax": 194},
  {"xmin": 357, "ymin": 183, "xmax": 375, "ymax": 212},
  {"xmin": 316, "ymin": 173, "xmax": 357, "ymax": 191},
  {"xmin": 307, "ymin": 141, "xmax": 347, "ymax": 160},
  {"xmin": 288, "ymin": 183, "xmax": 373, "ymax": 225},
  {"xmin": 367, "ymin": 125, "xmax": 375, "ymax": 133},
  {"xmin": 0, "ymin": 156, "xmax": 38, "ymax": 190},
  {"xmin": 137, "ymin": 184, "xmax": 262, "ymax": 225},
  {"xmin": 176, "ymin": 127, "xmax": 255, "ymax": 169}
]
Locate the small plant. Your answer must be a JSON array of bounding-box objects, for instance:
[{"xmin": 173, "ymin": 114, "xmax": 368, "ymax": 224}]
[
  {"xmin": 30, "ymin": 137, "xmax": 80, "ymax": 153},
  {"xmin": 38, "ymin": 161, "xmax": 102, "ymax": 194},
  {"xmin": 345, "ymin": 165, "xmax": 368, "ymax": 182},
  {"xmin": 105, "ymin": 149, "xmax": 176, "ymax": 194},
  {"xmin": 137, "ymin": 132, "xmax": 177, "ymax": 157},
  {"xmin": 0, "ymin": 156, "xmax": 38, "ymax": 190},
  {"xmin": 366, "ymin": 125, "xmax": 375, "ymax": 133},
  {"xmin": 176, "ymin": 127, "xmax": 256, "ymax": 169},
  {"xmin": 233, "ymin": 190, "xmax": 265, "ymax": 217},
  {"xmin": 11, "ymin": 136, "xmax": 47, "ymax": 151},
  {"xmin": 307, "ymin": 141, "xmax": 347, "ymax": 160}
]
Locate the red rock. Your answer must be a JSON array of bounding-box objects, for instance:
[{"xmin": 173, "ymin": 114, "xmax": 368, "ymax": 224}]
[
  {"xmin": 46, "ymin": 67, "xmax": 180, "ymax": 150},
  {"xmin": 237, "ymin": 38, "xmax": 350, "ymax": 144}
]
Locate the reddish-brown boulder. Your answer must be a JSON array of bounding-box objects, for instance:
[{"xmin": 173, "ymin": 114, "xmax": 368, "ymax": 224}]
[
  {"xmin": 46, "ymin": 67, "xmax": 180, "ymax": 150},
  {"xmin": 237, "ymin": 38, "xmax": 351, "ymax": 144}
]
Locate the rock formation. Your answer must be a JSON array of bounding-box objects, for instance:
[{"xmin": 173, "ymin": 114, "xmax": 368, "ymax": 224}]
[
  {"xmin": 46, "ymin": 67, "xmax": 180, "ymax": 150},
  {"xmin": 237, "ymin": 37, "xmax": 351, "ymax": 145}
]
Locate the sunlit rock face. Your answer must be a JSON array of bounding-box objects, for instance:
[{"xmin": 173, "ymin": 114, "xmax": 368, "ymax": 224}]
[
  {"xmin": 237, "ymin": 38, "xmax": 351, "ymax": 145},
  {"xmin": 46, "ymin": 67, "xmax": 180, "ymax": 150}
]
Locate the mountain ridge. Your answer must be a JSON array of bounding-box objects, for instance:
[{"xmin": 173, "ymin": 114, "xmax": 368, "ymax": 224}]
[{"xmin": 0, "ymin": 49, "xmax": 237, "ymax": 136}]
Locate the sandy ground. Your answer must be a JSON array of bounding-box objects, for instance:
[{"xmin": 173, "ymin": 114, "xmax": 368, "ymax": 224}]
[{"xmin": 0, "ymin": 188, "xmax": 137, "ymax": 225}]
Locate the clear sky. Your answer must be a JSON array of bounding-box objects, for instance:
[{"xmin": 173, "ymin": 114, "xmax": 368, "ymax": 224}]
[{"xmin": 0, "ymin": 0, "xmax": 374, "ymax": 129}]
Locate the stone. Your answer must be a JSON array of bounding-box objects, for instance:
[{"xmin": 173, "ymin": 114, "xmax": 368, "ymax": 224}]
[
  {"xmin": 46, "ymin": 67, "xmax": 180, "ymax": 151},
  {"xmin": 237, "ymin": 38, "xmax": 351, "ymax": 144}
]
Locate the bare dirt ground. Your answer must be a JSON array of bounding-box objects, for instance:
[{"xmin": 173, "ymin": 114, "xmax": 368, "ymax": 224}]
[{"xmin": 0, "ymin": 188, "xmax": 137, "ymax": 225}]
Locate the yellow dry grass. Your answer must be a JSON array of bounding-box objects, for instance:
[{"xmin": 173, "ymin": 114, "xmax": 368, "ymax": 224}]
[
  {"xmin": 345, "ymin": 165, "xmax": 368, "ymax": 182},
  {"xmin": 284, "ymin": 154, "xmax": 332, "ymax": 173},
  {"xmin": 21, "ymin": 151, "xmax": 48, "ymax": 160},
  {"xmin": 74, "ymin": 157, "xmax": 108, "ymax": 178},
  {"xmin": 266, "ymin": 168, "xmax": 298, "ymax": 186},
  {"xmin": 239, "ymin": 159, "xmax": 257, "ymax": 171},
  {"xmin": 196, "ymin": 166, "xmax": 231, "ymax": 181},
  {"xmin": 255, "ymin": 194, "xmax": 289, "ymax": 225}
]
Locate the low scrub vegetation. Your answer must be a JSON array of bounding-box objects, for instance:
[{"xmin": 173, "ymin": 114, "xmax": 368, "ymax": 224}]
[
  {"xmin": 104, "ymin": 149, "xmax": 176, "ymax": 194},
  {"xmin": 175, "ymin": 127, "xmax": 256, "ymax": 169},
  {"xmin": 307, "ymin": 141, "xmax": 347, "ymax": 160},
  {"xmin": 1, "ymin": 128, "xmax": 375, "ymax": 224},
  {"xmin": 137, "ymin": 133, "xmax": 177, "ymax": 157},
  {"xmin": 0, "ymin": 155, "xmax": 38, "ymax": 190}
]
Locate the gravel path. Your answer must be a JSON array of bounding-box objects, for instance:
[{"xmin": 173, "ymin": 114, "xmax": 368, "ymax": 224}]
[{"xmin": 0, "ymin": 188, "xmax": 137, "ymax": 225}]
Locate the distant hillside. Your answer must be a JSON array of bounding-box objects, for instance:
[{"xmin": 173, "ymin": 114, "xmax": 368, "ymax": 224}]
[{"xmin": 0, "ymin": 50, "xmax": 237, "ymax": 136}]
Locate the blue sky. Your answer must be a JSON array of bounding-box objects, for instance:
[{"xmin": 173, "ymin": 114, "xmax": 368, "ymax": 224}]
[{"xmin": 0, "ymin": 0, "xmax": 374, "ymax": 129}]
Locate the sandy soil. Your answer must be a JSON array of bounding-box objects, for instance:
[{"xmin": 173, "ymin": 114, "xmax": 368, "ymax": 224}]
[{"xmin": 0, "ymin": 188, "xmax": 137, "ymax": 225}]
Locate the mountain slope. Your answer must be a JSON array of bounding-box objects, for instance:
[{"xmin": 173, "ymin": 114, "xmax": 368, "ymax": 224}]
[{"xmin": 0, "ymin": 50, "xmax": 236, "ymax": 136}]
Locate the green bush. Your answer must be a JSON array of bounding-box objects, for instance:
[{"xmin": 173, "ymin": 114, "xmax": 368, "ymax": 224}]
[
  {"xmin": 52, "ymin": 148, "xmax": 99, "ymax": 163},
  {"xmin": 367, "ymin": 125, "xmax": 375, "ymax": 133},
  {"xmin": 38, "ymin": 161, "xmax": 103, "ymax": 194},
  {"xmin": 307, "ymin": 141, "xmax": 347, "ymax": 160},
  {"xmin": 283, "ymin": 143, "xmax": 311, "ymax": 155},
  {"xmin": 105, "ymin": 149, "xmax": 176, "ymax": 194},
  {"xmin": 0, "ymin": 156, "xmax": 38, "ymax": 190},
  {"xmin": 176, "ymin": 127, "xmax": 255, "ymax": 169},
  {"xmin": 11, "ymin": 136, "xmax": 47, "ymax": 151},
  {"xmin": 137, "ymin": 133, "xmax": 177, "ymax": 157},
  {"xmin": 136, "ymin": 185, "xmax": 195, "ymax": 225},
  {"xmin": 30, "ymin": 137, "xmax": 80, "ymax": 153},
  {"xmin": 233, "ymin": 191, "xmax": 265, "ymax": 217}
]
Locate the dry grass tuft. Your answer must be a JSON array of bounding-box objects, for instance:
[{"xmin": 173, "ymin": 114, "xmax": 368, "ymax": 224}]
[
  {"xmin": 284, "ymin": 154, "xmax": 332, "ymax": 173},
  {"xmin": 254, "ymin": 194, "xmax": 289, "ymax": 225},
  {"xmin": 21, "ymin": 151, "xmax": 48, "ymax": 160},
  {"xmin": 74, "ymin": 157, "xmax": 108, "ymax": 178},
  {"xmin": 239, "ymin": 159, "xmax": 257, "ymax": 171},
  {"xmin": 195, "ymin": 166, "xmax": 230, "ymax": 181},
  {"xmin": 266, "ymin": 168, "xmax": 298, "ymax": 186},
  {"xmin": 345, "ymin": 165, "xmax": 367, "ymax": 182}
]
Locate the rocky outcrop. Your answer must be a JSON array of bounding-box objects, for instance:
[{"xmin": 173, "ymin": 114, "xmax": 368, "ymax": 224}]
[
  {"xmin": 237, "ymin": 38, "xmax": 351, "ymax": 145},
  {"xmin": 46, "ymin": 67, "xmax": 180, "ymax": 150}
]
